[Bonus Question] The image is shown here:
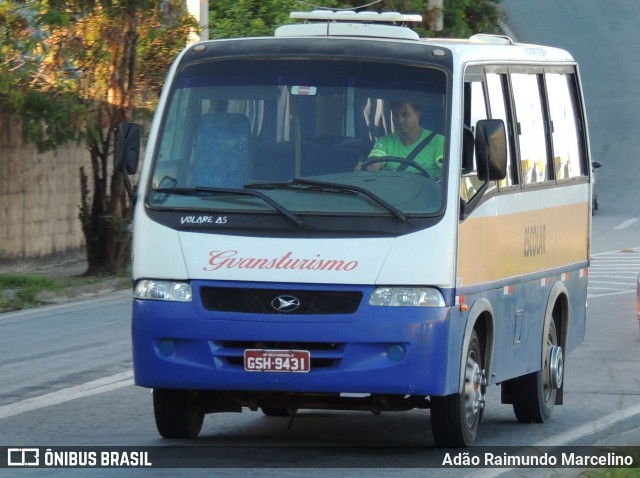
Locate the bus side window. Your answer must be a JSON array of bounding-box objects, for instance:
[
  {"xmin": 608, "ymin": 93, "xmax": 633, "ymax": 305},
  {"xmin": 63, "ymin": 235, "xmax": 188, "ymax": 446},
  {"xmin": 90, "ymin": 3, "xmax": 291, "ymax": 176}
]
[
  {"xmin": 545, "ymin": 72, "xmax": 585, "ymax": 179},
  {"xmin": 486, "ymin": 73, "xmax": 516, "ymax": 188},
  {"xmin": 511, "ymin": 73, "xmax": 550, "ymax": 184}
]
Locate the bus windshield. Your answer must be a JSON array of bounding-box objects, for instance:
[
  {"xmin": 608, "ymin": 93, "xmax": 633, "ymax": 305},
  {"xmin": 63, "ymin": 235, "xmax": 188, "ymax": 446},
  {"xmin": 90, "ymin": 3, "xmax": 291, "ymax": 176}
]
[{"xmin": 149, "ymin": 59, "xmax": 447, "ymax": 217}]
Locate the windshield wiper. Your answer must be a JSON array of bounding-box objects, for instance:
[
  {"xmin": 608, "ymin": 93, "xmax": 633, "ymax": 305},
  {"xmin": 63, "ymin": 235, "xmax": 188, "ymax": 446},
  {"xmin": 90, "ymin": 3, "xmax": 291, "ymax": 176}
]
[
  {"xmin": 152, "ymin": 186, "xmax": 303, "ymax": 226},
  {"xmin": 246, "ymin": 179, "xmax": 406, "ymax": 222}
]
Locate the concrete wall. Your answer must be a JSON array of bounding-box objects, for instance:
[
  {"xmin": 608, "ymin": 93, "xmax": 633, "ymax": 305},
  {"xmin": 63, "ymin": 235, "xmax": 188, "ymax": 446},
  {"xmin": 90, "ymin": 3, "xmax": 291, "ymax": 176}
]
[{"xmin": 0, "ymin": 112, "xmax": 90, "ymax": 267}]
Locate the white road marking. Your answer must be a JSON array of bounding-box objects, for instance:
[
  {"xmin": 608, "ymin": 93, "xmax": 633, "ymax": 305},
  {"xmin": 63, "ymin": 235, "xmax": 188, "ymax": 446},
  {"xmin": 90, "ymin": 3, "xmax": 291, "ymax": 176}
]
[
  {"xmin": 534, "ymin": 403, "xmax": 640, "ymax": 446},
  {"xmin": 0, "ymin": 370, "xmax": 133, "ymax": 420},
  {"xmin": 587, "ymin": 246, "xmax": 640, "ymax": 297},
  {"xmin": 591, "ymin": 246, "xmax": 640, "ymax": 256},
  {"xmin": 471, "ymin": 403, "xmax": 640, "ymax": 477},
  {"xmin": 589, "ymin": 279, "xmax": 635, "ymax": 285},
  {"xmin": 614, "ymin": 218, "xmax": 639, "ymax": 230},
  {"xmin": 588, "ymin": 289, "xmax": 637, "ymax": 299}
]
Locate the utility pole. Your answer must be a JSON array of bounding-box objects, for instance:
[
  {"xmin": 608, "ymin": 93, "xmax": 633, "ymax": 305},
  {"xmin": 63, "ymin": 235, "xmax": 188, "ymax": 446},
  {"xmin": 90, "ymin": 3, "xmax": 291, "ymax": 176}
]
[
  {"xmin": 427, "ymin": 0, "xmax": 443, "ymax": 32},
  {"xmin": 186, "ymin": 0, "xmax": 209, "ymax": 43}
]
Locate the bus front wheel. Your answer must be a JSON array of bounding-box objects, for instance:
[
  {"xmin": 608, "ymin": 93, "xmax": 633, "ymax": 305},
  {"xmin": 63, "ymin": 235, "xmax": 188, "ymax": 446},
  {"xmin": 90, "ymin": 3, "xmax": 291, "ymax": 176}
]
[
  {"xmin": 430, "ymin": 329, "xmax": 486, "ymax": 447},
  {"xmin": 153, "ymin": 389, "xmax": 204, "ymax": 438},
  {"xmin": 511, "ymin": 317, "xmax": 563, "ymax": 423}
]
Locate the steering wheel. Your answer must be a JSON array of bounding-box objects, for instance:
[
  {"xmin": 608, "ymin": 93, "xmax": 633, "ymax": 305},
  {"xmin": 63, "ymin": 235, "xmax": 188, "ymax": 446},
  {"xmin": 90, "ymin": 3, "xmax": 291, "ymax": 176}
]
[{"xmin": 360, "ymin": 157, "xmax": 432, "ymax": 178}]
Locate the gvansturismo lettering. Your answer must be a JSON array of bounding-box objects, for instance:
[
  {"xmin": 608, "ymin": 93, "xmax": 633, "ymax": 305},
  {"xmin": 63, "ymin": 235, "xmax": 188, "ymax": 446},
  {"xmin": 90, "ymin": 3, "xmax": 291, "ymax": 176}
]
[{"xmin": 204, "ymin": 250, "xmax": 359, "ymax": 272}]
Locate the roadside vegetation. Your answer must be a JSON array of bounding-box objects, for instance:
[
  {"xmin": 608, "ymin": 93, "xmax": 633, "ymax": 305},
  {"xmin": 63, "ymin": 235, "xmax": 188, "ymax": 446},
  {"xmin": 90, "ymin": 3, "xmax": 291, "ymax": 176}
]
[
  {"xmin": 0, "ymin": 273, "xmax": 131, "ymax": 313},
  {"xmin": 585, "ymin": 466, "xmax": 639, "ymax": 477}
]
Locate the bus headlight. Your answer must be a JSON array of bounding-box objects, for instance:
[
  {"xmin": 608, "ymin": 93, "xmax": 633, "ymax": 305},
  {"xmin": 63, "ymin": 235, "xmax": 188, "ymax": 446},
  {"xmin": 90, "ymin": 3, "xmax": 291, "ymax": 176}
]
[
  {"xmin": 369, "ymin": 287, "xmax": 445, "ymax": 307},
  {"xmin": 134, "ymin": 280, "xmax": 192, "ymax": 302}
]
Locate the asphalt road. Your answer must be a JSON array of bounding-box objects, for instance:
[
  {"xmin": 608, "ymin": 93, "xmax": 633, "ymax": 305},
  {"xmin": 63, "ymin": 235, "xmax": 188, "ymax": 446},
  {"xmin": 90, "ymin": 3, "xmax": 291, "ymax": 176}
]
[{"xmin": 1, "ymin": 277, "xmax": 638, "ymax": 476}]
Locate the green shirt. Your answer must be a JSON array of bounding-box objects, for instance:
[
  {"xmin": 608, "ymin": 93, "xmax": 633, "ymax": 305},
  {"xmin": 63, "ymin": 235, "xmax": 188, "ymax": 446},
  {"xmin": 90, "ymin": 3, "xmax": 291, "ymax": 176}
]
[{"xmin": 369, "ymin": 129, "xmax": 444, "ymax": 178}]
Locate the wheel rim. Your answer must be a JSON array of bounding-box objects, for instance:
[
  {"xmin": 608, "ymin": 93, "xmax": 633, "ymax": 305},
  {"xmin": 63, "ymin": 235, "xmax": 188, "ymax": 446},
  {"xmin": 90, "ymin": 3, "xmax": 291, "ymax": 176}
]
[
  {"xmin": 463, "ymin": 349, "xmax": 486, "ymax": 426},
  {"xmin": 549, "ymin": 345, "xmax": 564, "ymax": 390},
  {"xmin": 542, "ymin": 324, "xmax": 560, "ymax": 403}
]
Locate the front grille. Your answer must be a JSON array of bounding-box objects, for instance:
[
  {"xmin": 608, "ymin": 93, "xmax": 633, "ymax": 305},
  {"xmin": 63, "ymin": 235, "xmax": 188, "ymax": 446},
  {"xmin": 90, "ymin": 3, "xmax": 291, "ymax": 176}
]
[
  {"xmin": 219, "ymin": 340, "xmax": 340, "ymax": 351},
  {"xmin": 200, "ymin": 287, "xmax": 362, "ymax": 314},
  {"xmin": 211, "ymin": 340, "xmax": 342, "ymax": 368}
]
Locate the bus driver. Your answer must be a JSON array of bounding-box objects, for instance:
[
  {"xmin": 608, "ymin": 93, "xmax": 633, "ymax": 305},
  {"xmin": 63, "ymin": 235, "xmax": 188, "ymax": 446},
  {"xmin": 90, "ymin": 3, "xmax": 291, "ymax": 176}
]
[{"xmin": 357, "ymin": 101, "xmax": 444, "ymax": 178}]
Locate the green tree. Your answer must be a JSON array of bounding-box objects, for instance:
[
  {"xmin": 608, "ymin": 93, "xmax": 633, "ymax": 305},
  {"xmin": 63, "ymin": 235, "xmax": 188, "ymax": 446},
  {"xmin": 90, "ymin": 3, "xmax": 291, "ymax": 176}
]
[
  {"xmin": 440, "ymin": 0, "xmax": 504, "ymax": 37},
  {"xmin": 0, "ymin": 0, "xmax": 195, "ymax": 274},
  {"xmin": 343, "ymin": 0, "xmax": 503, "ymax": 37},
  {"xmin": 209, "ymin": 0, "xmax": 345, "ymax": 38},
  {"xmin": 208, "ymin": 0, "xmax": 502, "ymax": 39},
  {"xmin": 210, "ymin": 0, "xmax": 292, "ymax": 38}
]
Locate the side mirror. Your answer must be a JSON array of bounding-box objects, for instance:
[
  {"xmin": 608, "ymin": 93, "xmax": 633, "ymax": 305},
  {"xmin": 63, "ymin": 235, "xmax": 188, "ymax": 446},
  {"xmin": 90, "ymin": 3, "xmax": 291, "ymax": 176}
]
[
  {"xmin": 114, "ymin": 122, "xmax": 140, "ymax": 175},
  {"xmin": 475, "ymin": 119, "xmax": 507, "ymax": 181}
]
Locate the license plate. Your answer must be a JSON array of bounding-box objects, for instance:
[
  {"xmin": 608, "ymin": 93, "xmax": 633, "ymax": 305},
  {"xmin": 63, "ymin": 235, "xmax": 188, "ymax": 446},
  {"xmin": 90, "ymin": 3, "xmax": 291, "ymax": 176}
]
[{"xmin": 244, "ymin": 349, "xmax": 310, "ymax": 373}]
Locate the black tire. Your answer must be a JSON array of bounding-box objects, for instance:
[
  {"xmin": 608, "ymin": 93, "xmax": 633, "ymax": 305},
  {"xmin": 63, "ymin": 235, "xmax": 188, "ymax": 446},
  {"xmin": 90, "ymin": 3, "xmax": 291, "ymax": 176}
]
[
  {"xmin": 430, "ymin": 329, "xmax": 485, "ymax": 447},
  {"xmin": 511, "ymin": 317, "xmax": 561, "ymax": 423},
  {"xmin": 153, "ymin": 389, "xmax": 204, "ymax": 438}
]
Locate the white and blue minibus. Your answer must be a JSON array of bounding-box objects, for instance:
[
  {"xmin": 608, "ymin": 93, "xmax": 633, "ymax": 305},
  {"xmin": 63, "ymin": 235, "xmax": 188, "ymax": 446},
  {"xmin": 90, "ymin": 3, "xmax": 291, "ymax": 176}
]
[{"xmin": 116, "ymin": 11, "xmax": 592, "ymax": 446}]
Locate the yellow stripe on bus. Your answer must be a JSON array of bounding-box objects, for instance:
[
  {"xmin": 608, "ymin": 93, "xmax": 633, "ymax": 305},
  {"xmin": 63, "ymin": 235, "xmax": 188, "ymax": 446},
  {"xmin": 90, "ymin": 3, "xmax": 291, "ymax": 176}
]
[{"xmin": 457, "ymin": 202, "xmax": 589, "ymax": 286}]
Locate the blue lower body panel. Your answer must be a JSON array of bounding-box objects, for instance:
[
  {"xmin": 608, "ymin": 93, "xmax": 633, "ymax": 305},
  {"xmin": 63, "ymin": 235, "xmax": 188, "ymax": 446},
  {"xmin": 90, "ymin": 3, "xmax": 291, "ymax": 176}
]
[{"xmin": 132, "ymin": 282, "xmax": 458, "ymax": 396}]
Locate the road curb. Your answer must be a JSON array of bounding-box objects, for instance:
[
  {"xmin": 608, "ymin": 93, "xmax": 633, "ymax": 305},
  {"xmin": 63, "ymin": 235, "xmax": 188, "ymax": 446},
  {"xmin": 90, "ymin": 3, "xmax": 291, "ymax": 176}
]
[{"xmin": 35, "ymin": 279, "xmax": 130, "ymax": 304}]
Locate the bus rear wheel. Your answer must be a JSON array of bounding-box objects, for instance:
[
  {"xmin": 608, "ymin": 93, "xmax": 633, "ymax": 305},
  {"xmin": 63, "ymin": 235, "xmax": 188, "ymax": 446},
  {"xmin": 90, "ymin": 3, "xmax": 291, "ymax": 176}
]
[
  {"xmin": 430, "ymin": 329, "xmax": 486, "ymax": 447},
  {"xmin": 511, "ymin": 317, "xmax": 563, "ymax": 423},
  {"xmin": 153, "ymin": 389, "xmax": 204, "ymax": 438}
]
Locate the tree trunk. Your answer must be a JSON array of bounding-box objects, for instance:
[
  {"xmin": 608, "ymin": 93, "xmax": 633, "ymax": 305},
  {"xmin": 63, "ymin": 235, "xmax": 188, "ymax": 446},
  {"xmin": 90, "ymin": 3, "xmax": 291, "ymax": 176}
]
[{"xmin": 79, "ymin": 10, "xmax": 138, "ymax": 276}]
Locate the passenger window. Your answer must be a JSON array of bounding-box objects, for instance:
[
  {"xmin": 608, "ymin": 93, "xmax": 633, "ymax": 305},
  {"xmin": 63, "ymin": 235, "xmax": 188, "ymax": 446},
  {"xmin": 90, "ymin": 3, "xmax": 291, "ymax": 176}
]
[
  {"xmin": 486, "ymin": 73, "xmax": 516, "ymax": 187},
  {"xmin": 545, "ymin": 73, "xmax": 584, "ymax": 179},
  {"xmin": 511, "ymin": 73, "xmax": 549, "ymax": 184},
  {"xmin": 461, "ymin": 80, "xmax": 489, "ymax": 202}
]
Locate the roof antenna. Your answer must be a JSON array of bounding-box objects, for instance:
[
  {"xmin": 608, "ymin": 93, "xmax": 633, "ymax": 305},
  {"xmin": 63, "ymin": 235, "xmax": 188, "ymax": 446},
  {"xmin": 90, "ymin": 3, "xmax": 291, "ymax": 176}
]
[{"xmin": 295, "ymin": 0, "xmax": 383, "ymax": 11}]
